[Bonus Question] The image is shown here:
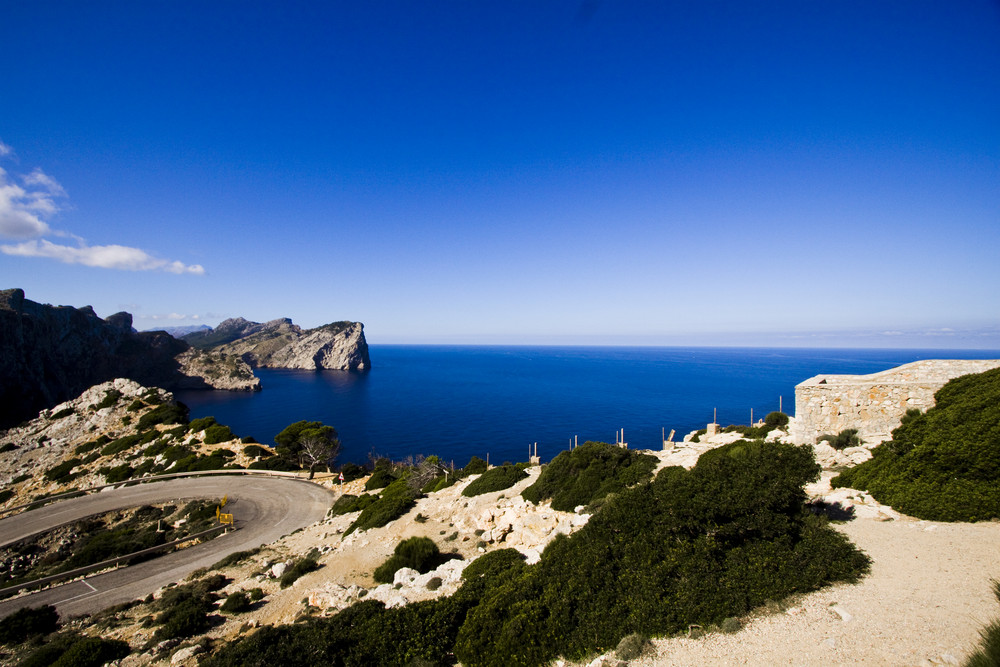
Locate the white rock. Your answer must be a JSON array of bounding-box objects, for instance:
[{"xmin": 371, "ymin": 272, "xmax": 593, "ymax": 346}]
[
  {"xmin": 171, "ymin": 644, "xmax": 203, "ymax": 664},
  {"xmin": 271, "ymin": 560, "xmax": 293, "ymax": 578},
  {"xmin": 393, "ymin": 567, "xmax": 419, "ymax": 586}
]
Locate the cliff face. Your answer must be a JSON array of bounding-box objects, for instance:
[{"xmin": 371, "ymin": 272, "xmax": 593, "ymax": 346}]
[
  {"xmin": 184, "ymin": 317, "xmax": 370, "ymax": 371},
  {"xmin": 0, "ymin": 289, "xmax": 259, "ymax": 429}
]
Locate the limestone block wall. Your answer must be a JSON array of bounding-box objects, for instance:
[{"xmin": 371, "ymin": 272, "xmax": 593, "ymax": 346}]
[{"xmin": 789, "ymin": 359, "xmax": 1000, "ymax": 446}]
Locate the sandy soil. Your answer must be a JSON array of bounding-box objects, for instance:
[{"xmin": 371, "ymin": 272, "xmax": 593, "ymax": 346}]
[{"xmin": 630, "ymin": 500, "xmax": 1000, "ymax": 666}]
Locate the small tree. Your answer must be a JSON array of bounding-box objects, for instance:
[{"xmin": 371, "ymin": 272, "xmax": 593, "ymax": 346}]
[{"xmin": 299, "ymin": 432, "xmax": 341, "ymax": 479}]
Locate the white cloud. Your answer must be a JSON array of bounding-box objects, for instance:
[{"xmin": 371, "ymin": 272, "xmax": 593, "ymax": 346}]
[
  {"xmin": 0, "ymin": 239, "xmax": 206, "ymax": 275},
  {"xmin": 0, "ymin": 167, "xmax": 54, "ymax": 238},
  {"xmin": 0, "ymin": 142, "xmax": 206, "ymax": 275}
]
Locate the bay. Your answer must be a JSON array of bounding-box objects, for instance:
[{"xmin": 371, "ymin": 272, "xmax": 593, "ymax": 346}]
[{"xmin": 175, "ymin": 345, "xmax": 1000, "ymax": 466}]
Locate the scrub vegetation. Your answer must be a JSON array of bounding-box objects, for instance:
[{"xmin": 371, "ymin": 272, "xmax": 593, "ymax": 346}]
[
  {"xmin": 204, "ymin": 439, "xmax": 869, "ymax": 667},
  {"xmin": 832, "ymin": 367, "xmax": 1000, "ymax": 521}
]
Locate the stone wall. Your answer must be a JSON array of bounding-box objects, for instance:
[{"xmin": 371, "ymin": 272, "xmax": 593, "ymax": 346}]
[{"xmin": 789, "ymin": 359, "xmax": 1000, "ymax": 446}]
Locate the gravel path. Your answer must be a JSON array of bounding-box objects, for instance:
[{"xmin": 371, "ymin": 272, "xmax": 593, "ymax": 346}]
[{"xmin": 634, "ymin": 516, "xmax": 1000, "ymax": 666}]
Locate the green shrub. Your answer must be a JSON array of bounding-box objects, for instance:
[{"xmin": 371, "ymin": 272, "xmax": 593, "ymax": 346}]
[
  {"xmin": 832, "ymin": 367, "xmax": 1000, "ymax": 521},
  {"xmin": 74, "ymin": 436, "xmax": 109, "ymax": 455},
  {"xmin": 0, "ymin": 489, "xmax": 13, "ymax": 504},
  {"xmin": 243, "ymin": 444, "xmax": 271, "ymax": 458},
  {"xmin": 212, "ymin": 548, "xmax": 261, "ymax": 570},
  {"xmin": 0, "ymin": 604, "xmax": 59, "ymax": 644},
  {"xmin": 462, "ymin": 465, "xmax": 528, "ymax": 497},
  {"xmin": 126, "ymin": 399, "xmax": 145, "ymax": 412},
  {"xmin": 453, "ymin": 440, "xmax": 869, "ymax": 667},
  {"xmin": 280, "ymin": 557, "xmax": 320, "ymax": 588},
  {"xmin": 764, "ymin": 411, "xmax": 789, "ymax": 428},
  {"xmin": 345, "ymin": 479, "xmax": 419, "ymax": 535},
  {"xmin": 373, "ymin": 537, "xmax": 442, "ymax": 584},
  {"xmin": 965, "ymin": 580, "xmax": 1000, "ymax": 667},
  {"xmin": 818, "ymin": 428, "xmax": 861, "ymax": 450},
  {"xmin": 248, "ymin": 587, "xmax": 265, "ymax": 602},
  {"xmin": 365, "ymin": 467, "xmax": 397, "ymax": 491},
  {"xmin": 101, "ymin": 431, "xmax": 156, "ymax": 457},
  {"xmin": 101, "ymin": 463, "xmax": 133, "ymax": 484},
  {"xmin": 338, "ymin": 462, "xmax": 368, "ymax": 482},
  {"xmin": 221, "ymin": 591, "xmax": 253, "ymax": 614},
  {"xmin": 462, "ymin": 456, "xmax": 488, "ymax": 476},
  {"xmin": 137, "ymin": 402, "xmax": 188, "ymax": 431},
  {"xmin": 330, "ymin": 493, "xmax": 378, "ymax": 516},
  {"xmin": 188, "ymin": 416, "xmax": 218, "ymax": 433},
  {"xmin": 44, "ymin": 458, "xmax": 81, "ymax": 482},
  {"xmin": 152, "ymin": 596, "xmax": 213, "ymax": 640},
  {"xmin": 49, "ymin": 636, "xmax": 131, "ymax": 667},
  {"xmin": 521, "ymin": 441, "xmax": 657, "ymax": 511},
  {"xmin": 50, "ymin": 407, "xmax": 75, "ymax": 420},
  {"xmin": 204, "ymin": 424, "xmax": 236, "ymax": 445},
  {"xmin": 92, "ymin": 389, "xmax": 122, "ymax": 410}
]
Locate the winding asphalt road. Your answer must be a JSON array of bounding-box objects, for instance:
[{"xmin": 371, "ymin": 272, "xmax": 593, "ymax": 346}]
[{"xmin": 0, "ymin": 476, "xmax": 334, "ymax": 620}]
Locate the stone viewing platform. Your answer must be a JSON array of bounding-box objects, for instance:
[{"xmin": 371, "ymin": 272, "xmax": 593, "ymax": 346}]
[{"xmin": 789, "ymin": 359, "xmax": 1000, "ymax": 446}]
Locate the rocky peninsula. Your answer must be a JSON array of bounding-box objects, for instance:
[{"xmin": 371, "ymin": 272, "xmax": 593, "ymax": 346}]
[{"xmin": 183, "ymin": 317, "xmax": 370, "ymax": 371}]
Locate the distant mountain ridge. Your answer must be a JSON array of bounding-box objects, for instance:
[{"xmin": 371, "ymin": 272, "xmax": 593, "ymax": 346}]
[
  {"xmin": 182, "ymin": 316, "xmax": 370, "ymax": 371},
  {"xmin": 0, "ymin": 288, "xmax": 259, "ymax": 430},
  {"xmin": 148, "ymin": 324, "xmax": 212, "ymax": 337}
]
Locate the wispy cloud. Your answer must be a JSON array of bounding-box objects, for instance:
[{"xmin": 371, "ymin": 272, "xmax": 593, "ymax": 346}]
[
  {"xmin": 0, "ymin": 166, "xmax": 57, "ymax": 238},
  {"xmin": 0, "ymin": 140, "xmax": 205, "ymax": 275},
  {"xmin": 0, "ymin": 239, "xmax": 205, "ymax": 274}
]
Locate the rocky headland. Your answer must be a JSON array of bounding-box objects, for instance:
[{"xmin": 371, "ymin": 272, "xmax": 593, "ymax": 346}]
[
  {"xmin": 0, "ymin": 289, "xmax": 259, "ymax": 430},
  {"xmin": 183, "ymin": 317, "xmax": 370, "ymax": 371}
]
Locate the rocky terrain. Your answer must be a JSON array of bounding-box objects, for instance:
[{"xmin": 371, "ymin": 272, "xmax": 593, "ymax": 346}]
[
  {"xmin": 182, "ymin": 317, "xmax": 370, "ymax": 371},
  {"xmin": 0, "ymin": 289, "xmax": 259, "ymax": 430},
  {"xmin": 1, "ymin": 380, "xmax": 999, "ymax": 666}
]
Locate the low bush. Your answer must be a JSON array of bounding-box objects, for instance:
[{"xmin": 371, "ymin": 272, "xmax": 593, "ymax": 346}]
[
  {"xmin": 0, "ymin": 604, "xmax": 59, "ymax": 644},
  {"xmin": 101, "ymin": 431, "xmax": 157, "ymax": 457},
  {"xmin": 365, "ymin": 467, "xmax": 397, "ymax": 491},
  {"xmin": 280, "ymin": 556, "xmax": 320, "ymax": 588},
  {"xmin": 221, "ymin": 591, "xmax": 253, "ymax": 614},
  {"xmin": 153, "ymin": 596, "xmax": 213, "ymax": 640},
  {"xmin": 462, "ymin": 465, "xmax": 528, "ymax": 497},
  {"xmin": 345, "ymin": 479, "xmax": 419, "ymax": 535},
  {"xmin": 50, "ymin": 407, "xmax": 75, "ymax": 420},
  {"xmin": 188, "ymin": 416, "xmax": 218, "ymax": 433},
  {"xmin": 764, "ymin": 411, "xmax": 789, "ymax": 428},
  {"xmin": 330, "ymin": 493, "xmax": 378, "ymax": 516},
  {"xmin": 74, "ymin": 435, "xmax": 109, "ymax": 455},
  {"xmin": 833, "ymin": 367, "xmax": 1000, "ymax": 521},
  {"xmin": 44, "ymin": 458, "xmax": 81, "ymax": 482},
  {"xmin": 338, "ymin": 462, "xmax": 368, "ymax": 482},
  {"xmin": 0, "ymin": 489, "xmax": 13, "ymax": 504},
  {"xmin": 92, "ymin": 389, "xmax": 122, "ymax": 410},
  {"xmin": 818, "ymin": 428, "xmax": 861, "ymax": 450},
  {"xmin": 204, "ymin": 424, "xmax": 236, "ymax": 444},
  {"xmin": 521, "ymin": 441, "xmax": 657, "ymax": 511},
  {"xmin": 49, "ymin": 635, "xmax": 131, "ymax": 667},
  {"xmin": 212, "ymin": 548, "xmax": 261, "ymax": 570},
  {"xmin": 243, "ymin": 444, "xmax": 272, "ymax": 459},
  {"xmin": 137, "ymin": 402, "xmax": 189, "ymax": 431},
  {"xmin": 101, "ymin": 463, "xmax": 133, "ymax": 484},
  {"xmin": 373, "ymin": 537, "xmax": 442, "ymax": 584},
  {"xmin": 462, "ymin": 456, "xmax": 488, "ymax": 476}
]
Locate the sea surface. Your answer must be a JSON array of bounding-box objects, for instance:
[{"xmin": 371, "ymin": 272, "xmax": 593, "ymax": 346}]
[{"xmin": 175, "ymin": 346, "xmax": 1000, "ymax": 467}]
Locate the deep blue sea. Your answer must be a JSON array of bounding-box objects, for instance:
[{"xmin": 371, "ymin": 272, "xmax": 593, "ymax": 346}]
[{"xmin": 175, "ymin": 346, "xmax": 1000, "ymax": 467}]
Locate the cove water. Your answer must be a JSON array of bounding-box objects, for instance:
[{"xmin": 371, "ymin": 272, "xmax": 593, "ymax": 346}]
[{"xmin": 175, "ymin": 346, "xmax": 999, "ymax": 467}]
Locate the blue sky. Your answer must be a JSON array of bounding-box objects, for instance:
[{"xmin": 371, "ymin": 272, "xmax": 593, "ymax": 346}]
[{"xmin": 1, "ymin": 1, "xmax": 998, "ymax": 347}]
